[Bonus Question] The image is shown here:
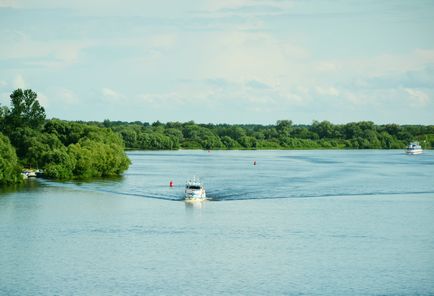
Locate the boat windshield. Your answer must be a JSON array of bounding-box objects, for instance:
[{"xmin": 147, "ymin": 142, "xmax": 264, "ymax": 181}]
[{"xmin": 187, "ymin": 185, "xmax": 201, "ymax": 190}]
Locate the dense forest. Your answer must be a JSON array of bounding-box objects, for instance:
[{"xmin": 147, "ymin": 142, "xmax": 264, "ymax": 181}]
[
  {"xmin": 0, "ymin": 89, "xmax": 130, "ymax": 184},
  {"xmin": 97, "ymin": 119, "xmax": 434, "ymax": 151},
  {"xmin": 1, "ymin": 88, "xmax": 433, "ymax": 185}
]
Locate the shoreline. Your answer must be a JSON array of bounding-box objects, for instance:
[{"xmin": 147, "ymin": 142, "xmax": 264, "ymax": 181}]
[{"xmin": 124, "ymin": 148, "xmax": 433, "ymax": 151}]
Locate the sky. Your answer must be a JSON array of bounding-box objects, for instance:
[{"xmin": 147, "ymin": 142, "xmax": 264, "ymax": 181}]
[{"xmin": 0, "ymin": 0, "xmax": 433, "ymax": 124}]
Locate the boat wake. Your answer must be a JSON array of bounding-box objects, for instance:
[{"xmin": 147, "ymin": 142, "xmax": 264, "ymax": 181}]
[
  {"xmin": 38, "ymin": 179, "xmax": 434, "ymax": 202},
  {"xmin": 207, "ymin": 190, "xmax": 434, "ymax": 201}
]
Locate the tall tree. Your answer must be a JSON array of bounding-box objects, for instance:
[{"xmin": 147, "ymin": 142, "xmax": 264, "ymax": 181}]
[{"xmin": 3, "ymin": 89, "xmax": 46, "ymax": 132}]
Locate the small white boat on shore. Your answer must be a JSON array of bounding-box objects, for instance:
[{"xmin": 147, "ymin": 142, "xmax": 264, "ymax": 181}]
[
  {"xmin": 21, "ymin": 169, "xmax": 44, "ymax": 178},
  {"xmin": 406, "ymin": 142, "xmax": 423, "ymax": 155},
  {"xmin": 185, "ymin": 177, "xmax": 206, "ymax": 202},
  {"xmin": 22, "ymin": 169, "xmax": 36, "ymax": 178}
]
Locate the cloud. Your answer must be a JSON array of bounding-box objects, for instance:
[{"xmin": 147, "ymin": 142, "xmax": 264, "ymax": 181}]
[
  {"xmin": 0, "ymin": 31, "xmax": 91, "ymax": 69},
  {"xmin": 5, "ymin": 0, "xmax": 198, "ymax": 17},
  {"xmin": 404, "ymin": 88, "xmax": 430, "ymax": 106},
  {"xmin": 137, "ymin": 78, "xmax": 310, "ymax": 111},
  {"xmin": 329, "ymin": 49, "xmax": 434, "ymax": 79},
  {"xmin": 246, "ymin": 80, "xmax": 271, "ymax": 89},
  {"xmin": 205, "ymin": 78, "xmax": 234, "ymax": 89},
  {"xmin": 136, "ymin": 83, "xmax": 216, "ymax": 106},
  {"xmin": 316, "ymin": 61, "xmax": 338, "ymax": 73},
  {"xmin": 0, "ymin": 92, "xmax": 10, "ymax": 105},
  {"xmin": 56, "ymin": 88, "xmax": 78, "ymax": 105},
  {"xmin": 203, "ymin": 0, "xmax": 294, "ymax": 16},
  {"xmin": 0, "ymin": 0, "xmax": 14, "ymax": 7},
  {"xmin": 315, "ymin": 86, "xmax": 340, "ymax": 97},
  {"xmin": 37, "ymin": 92, "xmax": 49, "ymax": 107},
  {"xmin": 101, "ymin": 87, "xmax": 125, "ymax": 103},
  {"xmin": 148, "ymin": 34, "xmax": 176, "ymax": 50},
  {"xmin": 198, "ymin": 31, "xmax": 309, "ymax": 84},
  {"xmin": 362, "ymin": 65, "xmax": 434, "ymax": 89},
  {"xmin": 13, "ymin": 74, "xmax": 26, "ymax": 88}
]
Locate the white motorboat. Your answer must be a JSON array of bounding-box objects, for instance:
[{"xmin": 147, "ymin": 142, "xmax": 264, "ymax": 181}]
[
  {"xmin": 22, "ymin": 170, "xmax": 36, "ymax": 177},
  {"xmin": 406, "ymin": 142, "xmax": 423, "ymax": 155},
  {"xmin": 185, "ymin": 177, "xmax": 206, "ymax": 202}
]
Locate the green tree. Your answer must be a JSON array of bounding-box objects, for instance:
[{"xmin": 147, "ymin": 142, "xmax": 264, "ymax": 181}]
[
  {"xmin": 221, "ymin": 136, "xmax": 241, "ymax": 149},
  {"xmin": 3, "ymin": 89, "xmax": 46, "ymax": 133},
  {"xmin": 0, "ymin": 133, "xmax": 22, "ymax": 184},
  {"xmin": 276, "ymin": 120, "xmax": 293, "ymax": 136},
  {"xmin": 239, "ymin": 135, "xmax": 257, "ymax": 149},
  {"xmin": 0, "ymin": 104, "xmax": 8, "ymax": 132},
  {"xmin": 311, "ymin": 120, "xmax": 336, "ymax": 139},
  {"xmin": 42, "ymin": 147, "xmax": 75, "ymax": 179}
]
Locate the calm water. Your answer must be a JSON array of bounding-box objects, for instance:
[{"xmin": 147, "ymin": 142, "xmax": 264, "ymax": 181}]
[{"xmin": 1, "ymin": 150, "xmax": 434, "ymax": 295}]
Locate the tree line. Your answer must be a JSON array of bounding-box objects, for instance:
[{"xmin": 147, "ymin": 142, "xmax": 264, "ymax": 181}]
[
  {"xmin": 1, "ymin": 89, "xmax": 433, "ymax": 185},
  {"xmin": 0, "ymin": 89, "xmax": 130, "ymax": 185},
  {"xmin": 97, "ymin": 119, "xmax": 434, "ymax": 151}
]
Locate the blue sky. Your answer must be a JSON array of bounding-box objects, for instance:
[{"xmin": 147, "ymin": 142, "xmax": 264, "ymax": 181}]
[{"xmin": 1, "ymin": 0, "xmax": 433, "ymax": 124}]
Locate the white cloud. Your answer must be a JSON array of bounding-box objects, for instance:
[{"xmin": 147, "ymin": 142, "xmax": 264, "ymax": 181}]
[
  {"xmin": 56, "ymin": 89, "xmax": 78, "ymax": 105},
  {"xmin": 341, "ymin": 91, "xmax": 366, "ymax": 106},
  {"xmin": 329, "ymin": 49, "xmax": 434, "ymax": 78},
  {"xmin": 315, "ymin": 86, "xmax": 340, "ymax": 97},
  {"xmin": 148, "ymin": 34, "xmax": 176, "ymax": 50},
  {"xmin": 137, "ymin": 86, "xmax": 215, "ymax": 106},
  {"xmin": 7, "ymin": 0, "xmax": 195, "ymax": 17},
  {"xmin": 14, "ymin": 74, "xmax": 26, "ymax": 89},
  {"xmin": 204, "ymin": 0, "xmax": 294, "ymax": 16},
  {"xmin": 0, "ymin": 33, "xmax": 91, "ymax": 69},
  {"xmin": 205, "ymin": 0, "xmax": 252, "ymax": 11},
  {"xmin": 0, "ymin": 0, "xmax": 14, "ymax": 7},
  {"xmin": 316, "ymin": 62, "xmax": 338, "ymax": 73},
  {"xmin": 198, "ymin": 31, "xmax": 309, "ymax": 85},
  {"xmin": 404, "ymin": 88, "xmax": 430, "ymax": 106},
  {"xmin": 0, "ymin": 92, "xmax": 10, "ymax": 105},
  {"xmin": 101, "ymin": 88, "xmax": 125, "ymax": 103},
  {"xmin": 37, "ymin": 92, "xmax": 49, "ymax": 107}
]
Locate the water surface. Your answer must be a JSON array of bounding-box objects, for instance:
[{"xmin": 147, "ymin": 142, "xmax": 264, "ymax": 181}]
[{"xmin": 1, "ymin": 150, "xmax": 433, "ymax": 295}]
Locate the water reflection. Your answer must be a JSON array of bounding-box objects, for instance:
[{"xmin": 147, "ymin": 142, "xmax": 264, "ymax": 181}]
[
  {"xmin": 0, "ymin": 179, "xmax": 41, "ymax": 196},
  {"xmin": 184, "ymin": 200, "xmax": 204, "ymax": 214}
]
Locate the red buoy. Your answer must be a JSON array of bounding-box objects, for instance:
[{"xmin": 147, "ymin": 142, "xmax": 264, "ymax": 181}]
[{"xmin": 169, "ymin": 181, "xmax": 173, "ymax": 187}]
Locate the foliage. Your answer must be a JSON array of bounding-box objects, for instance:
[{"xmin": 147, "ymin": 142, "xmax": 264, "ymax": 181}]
[
  {"xmin": 2, "ymin": 89, "xmax": 46, "ymax": 133},
  {"xmin": 39, "ymin": 122, "xmax": 131, "ymax": 180},
  {"xmin": 0, "ymin": 133, "xmax": 22, "ymax": 184},
  {"xmin": 102, "ymin": 120, "xmax": 434, "ymax": 151},
  {"xmin": 0, "ymin": 89, "xmax": 131, "ymax": 182}
]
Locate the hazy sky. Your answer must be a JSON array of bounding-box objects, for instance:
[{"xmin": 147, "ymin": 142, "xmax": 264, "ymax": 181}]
[{"xmin": 1, "ymin": 0, "xmax": 433, "ymax": 124}]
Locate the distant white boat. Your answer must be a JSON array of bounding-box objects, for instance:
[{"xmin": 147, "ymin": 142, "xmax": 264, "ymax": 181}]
[
  {"xmin": 406, "ymin": 142, "xmax": 423, "ymax": 155},
  {"xmin": 185, "ymin": 177, "xmax": 206, "ymax": 202},
  {"xmin": 21, "ymin": 169, "xmax": 43, "ymax": 178},
  {"xmin": 22, "ymin": 170, "xmax": 36, "ymax": 177}
]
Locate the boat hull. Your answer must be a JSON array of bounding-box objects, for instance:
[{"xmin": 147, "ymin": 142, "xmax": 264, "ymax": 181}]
[
  {"xmin": 185, "ymin": 189, "xmax": 206, "ymax": 202},
  {"xmin": 406, "ymin": 150, "xmax": 423, "ymax": 155},
  {"xmin": 185, "ymin": 197, "xmax": 207, "ymax": 203}
]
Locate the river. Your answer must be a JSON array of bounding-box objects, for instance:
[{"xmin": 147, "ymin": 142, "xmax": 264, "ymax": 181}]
[{"xmin": 1, "ymin": 150, "xmax": 433, "ymax": 295}]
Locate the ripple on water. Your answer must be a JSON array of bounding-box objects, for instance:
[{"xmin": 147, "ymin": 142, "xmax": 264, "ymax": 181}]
[{"xmin": 35, "ymin": 150, "xmax": 434, "ymax": 202}]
